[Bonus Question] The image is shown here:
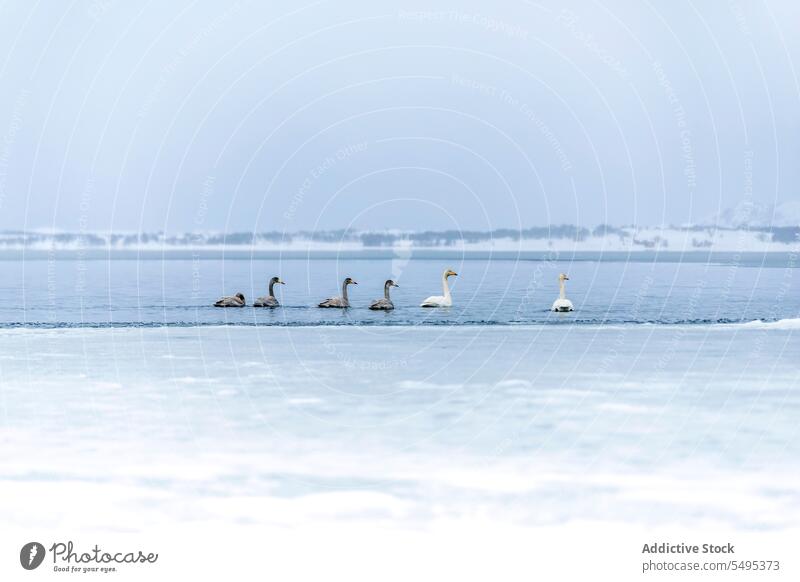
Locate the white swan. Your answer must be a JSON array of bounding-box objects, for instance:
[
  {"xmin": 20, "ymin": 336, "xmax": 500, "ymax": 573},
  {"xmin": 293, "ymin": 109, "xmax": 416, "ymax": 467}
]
[
  {"xmin": 551, "ymin": 274, "xmax": 574, "ymax": 312},
  {"xmin": 420, "ymin": 269, "xmax": 457, "ymax": 307}
]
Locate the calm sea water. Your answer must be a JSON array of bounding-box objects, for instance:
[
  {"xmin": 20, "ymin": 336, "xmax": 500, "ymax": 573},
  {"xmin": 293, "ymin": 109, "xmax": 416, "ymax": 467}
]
[{"xmin": 0, "ymin": 251, "xmax": 797, "ymax": 327}]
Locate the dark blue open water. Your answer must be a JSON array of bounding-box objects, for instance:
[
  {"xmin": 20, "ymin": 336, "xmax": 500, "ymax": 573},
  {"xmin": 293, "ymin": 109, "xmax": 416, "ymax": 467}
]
[{"xmin": 0, "ymin": 251, "xmax": 796, "ymax": 327}]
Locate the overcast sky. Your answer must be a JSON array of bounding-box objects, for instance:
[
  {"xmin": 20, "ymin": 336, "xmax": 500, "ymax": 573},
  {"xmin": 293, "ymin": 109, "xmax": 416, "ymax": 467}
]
[{"xmin": 0, "ymin": 0, "xmax": 798, "ymax": 233}]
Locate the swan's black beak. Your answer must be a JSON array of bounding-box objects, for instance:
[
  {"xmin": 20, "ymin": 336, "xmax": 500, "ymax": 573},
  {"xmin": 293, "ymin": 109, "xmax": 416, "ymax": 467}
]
[
  {"xmin": 352, "ymin": 281, "xmax": 358, "ymax": 285},
  {"xmin": 280, "ymin": 281, "xmax": 286, "ymax": 285}
]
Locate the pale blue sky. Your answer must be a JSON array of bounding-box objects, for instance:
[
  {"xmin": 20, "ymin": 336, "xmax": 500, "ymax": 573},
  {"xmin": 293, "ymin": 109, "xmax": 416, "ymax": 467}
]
[{"xmin": 0, "ymin": 0, "xmax": 797, "ymax": 233}]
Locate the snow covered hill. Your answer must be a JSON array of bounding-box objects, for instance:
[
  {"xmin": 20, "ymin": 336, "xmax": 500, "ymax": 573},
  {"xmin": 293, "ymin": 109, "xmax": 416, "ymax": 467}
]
[{"xmin": 712, "ymin": 201, "xmax": 800, "ymax": 228}]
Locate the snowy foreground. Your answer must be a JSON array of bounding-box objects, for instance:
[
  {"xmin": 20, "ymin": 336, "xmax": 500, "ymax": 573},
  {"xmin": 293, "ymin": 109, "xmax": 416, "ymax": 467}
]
[{"xmin": 1, "ymin": 324, "xmax": 798, "ymax": 580}]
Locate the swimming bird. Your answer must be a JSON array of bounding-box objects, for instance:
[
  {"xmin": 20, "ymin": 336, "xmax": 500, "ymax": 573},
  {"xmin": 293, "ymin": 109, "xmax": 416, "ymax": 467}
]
[
  {"xmin": 214, "ymin": 292, "xmax": 246, "ymax": 307},
  {"xmin": 369, "ymin": 280, "xmax": 398, "ymax": 310},
  {"xmin": 551, "ymin": 274, "xmax": 574, "ymax": 312},
  {"xmin": 254, "ymin": 276, "xmax": 285, "ymax": 307},
  {"xmin": 420, "ymin": 269, "xmax": 457, "ymax": 307},
  {"xmin": 318, "ymin": 277, "xmax": 357, "ymax": 308}
]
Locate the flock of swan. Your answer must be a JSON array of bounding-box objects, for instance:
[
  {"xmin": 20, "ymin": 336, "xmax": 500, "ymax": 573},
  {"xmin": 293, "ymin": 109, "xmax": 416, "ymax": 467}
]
[{"xmin": 214, "ymin": 269, "xmax": 575, "ymax": 312}]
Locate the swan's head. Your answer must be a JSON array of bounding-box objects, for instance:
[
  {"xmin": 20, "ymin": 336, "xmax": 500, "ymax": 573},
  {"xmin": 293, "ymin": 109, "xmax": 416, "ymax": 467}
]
[
  {"xmin": 235, "ymin": 293, "xmax": 245, "ymax": 302},
  {"xmin": 445, "ymin": 269, "xmax": 458, "ymax": 278},
  {"xmin": 270, "ymin": 276, "xmax": 285, "ymax": 285},
  {"xmin": 344, "ymin": 277, "xmax": 358, "ymax": 286},
  {"xmin": 385, "ymin": 279, "xmax": 399, "ymax": 288},
  {"xmin": 559, "ymin": 273, "xmax": 570, "ymax": 282}
]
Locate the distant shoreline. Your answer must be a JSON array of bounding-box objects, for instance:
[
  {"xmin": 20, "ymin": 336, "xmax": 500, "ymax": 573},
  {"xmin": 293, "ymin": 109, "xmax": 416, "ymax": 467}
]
[
  {"xmin": 1, "ymin": 249, "xmax": 796, "ymax": 266},
  {"xmin": 2, "ymin": 224, "xmax": 797, "ymax": 255}
]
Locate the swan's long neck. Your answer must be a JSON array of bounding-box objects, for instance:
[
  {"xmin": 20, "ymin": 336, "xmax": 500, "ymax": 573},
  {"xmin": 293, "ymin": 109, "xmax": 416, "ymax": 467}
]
[
  {"xmin": 559, "ymin": 279, "xmax": 566, "ymax": 300},
  {"xmin": 268, "ymin": 280, "xmax": 276, "ymax": 296},
  {"xmin": 342, "ymin": 280, "xmax": 349, "ymax": 302},
  {"xmin": 442, "ymin": 273, "xmax": 451, "ymax": 299},
  {"xmin": 384, "ymin": 282, "xmax": 392, "ymax": 300}
]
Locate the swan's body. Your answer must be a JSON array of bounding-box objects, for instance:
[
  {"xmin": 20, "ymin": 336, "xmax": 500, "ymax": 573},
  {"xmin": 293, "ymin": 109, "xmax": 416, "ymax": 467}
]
[
  {"xmin": 254, "ymin": 277, "xmax": 284, "ymax": 307},
  {"xmin": 318, "ymin": 277, "xmax": 357, "ymax": 308},
  {"xmin": 551, "ymin": 298, "xmax": 573, "ymax": 312},
  {"xmin": 420, "ymin": 269, "xmax": 458, "ymax": 307},
  {"xmin": 369, "ymin": 280, "xmax": 398, "ymax": 310},
  {"xmin": 214, "ymin": 292, "xmax": 246, "ymax": 307},
  {"xmin": 551, "ymin": 274, "xmax": 574, "ymax": 312}
]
